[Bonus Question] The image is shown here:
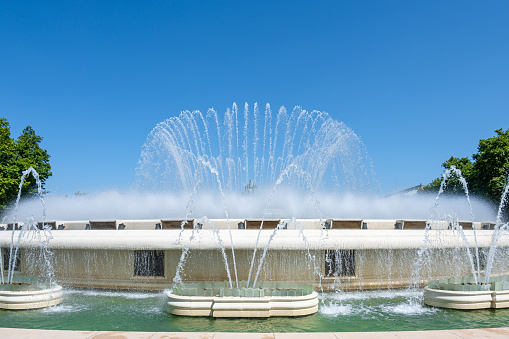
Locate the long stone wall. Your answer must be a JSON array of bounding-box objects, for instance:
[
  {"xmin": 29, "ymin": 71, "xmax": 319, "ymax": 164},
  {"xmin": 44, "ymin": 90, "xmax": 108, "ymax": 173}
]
[{"xmin": 1, "ymin": 219, "xmax": 507, "ymax": 291}]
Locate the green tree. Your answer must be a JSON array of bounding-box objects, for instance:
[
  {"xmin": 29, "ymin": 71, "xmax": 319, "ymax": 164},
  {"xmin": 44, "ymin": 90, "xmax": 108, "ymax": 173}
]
[
  {"xmin": 0, "ymin": 118, "xmax": 19, "ymax": 213},
  {"xmin": 0, "ymin": 118, "xmax": 52, "ymax": 214},
  {"xmin": 423, "ymin": 156, "xmax": 474, "ymax": 195},
  {"xmin": 424, "ymin": 128, "xmax": 509, "ymax": 219},
  {"xmin": 470, "ymin": 128, "xmax": 509, "ymax": 206}
]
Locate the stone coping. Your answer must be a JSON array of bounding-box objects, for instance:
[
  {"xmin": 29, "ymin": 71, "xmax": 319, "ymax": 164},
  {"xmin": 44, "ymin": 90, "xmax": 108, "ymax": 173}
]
[
  {"xmin": 2, "ymin": 327, "xmax": 509, "ymax": 338},
  {"xmin": 1, "ymin": 229, "xmax": 505, "ymax": 250}
]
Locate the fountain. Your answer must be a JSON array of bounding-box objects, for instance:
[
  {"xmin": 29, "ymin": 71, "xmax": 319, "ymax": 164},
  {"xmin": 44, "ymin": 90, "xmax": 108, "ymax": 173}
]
[
  {"xmin": 0, "ymin": 103, "xmax": 508, "ymax": 329},
  {"xmin": 0, "ymin": 168, "xmax": 63, "ymax": 310}
]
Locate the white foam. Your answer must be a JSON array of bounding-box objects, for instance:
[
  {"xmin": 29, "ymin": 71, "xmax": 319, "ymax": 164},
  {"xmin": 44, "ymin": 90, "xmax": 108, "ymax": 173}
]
[
  {"xmin": 65, "ymin": 289, "xmax": 161, "ymax": 299},
  {"xmin": 324, "ymin": 289, "xmax": 422, "ymax": 302},
  {"xmin": 320, "ymin": 303, "xmax": 354, "ymax": 316},
  {"xmin": 42, "ymin": 304, "xmax": 86, "ymax": 313},
  {"xmin": 381, "ymin": 302, "xmax": 438, "ymax": 315}
]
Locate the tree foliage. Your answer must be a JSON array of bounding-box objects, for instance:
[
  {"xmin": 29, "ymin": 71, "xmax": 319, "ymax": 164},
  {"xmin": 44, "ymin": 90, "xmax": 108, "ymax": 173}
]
[
  {"xmin": 423, "ymin": 156, "xmax": 474, "ymax": 195},
  {"xmin": 0, "ymin": 117, "xmax": 52, "ymax": 214},
  {"xmin": 470, "ymin": 129, "xmax": 509, "ymax": 206},
  {"xmin": 424, "ymin": 128, "xmax": 509, "ymax": 217}
]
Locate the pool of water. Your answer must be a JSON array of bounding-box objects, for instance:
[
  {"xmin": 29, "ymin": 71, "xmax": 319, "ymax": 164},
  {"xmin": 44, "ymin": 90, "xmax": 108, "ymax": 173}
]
[{"xmin": 0, "ymin": 288, "xmax": 507, "ymax": 332}]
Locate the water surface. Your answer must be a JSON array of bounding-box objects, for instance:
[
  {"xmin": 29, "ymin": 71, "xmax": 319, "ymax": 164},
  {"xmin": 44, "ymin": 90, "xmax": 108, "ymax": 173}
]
[{"xmin": 0, "ymin": 288, "xmax": 506, "ymax": 332}]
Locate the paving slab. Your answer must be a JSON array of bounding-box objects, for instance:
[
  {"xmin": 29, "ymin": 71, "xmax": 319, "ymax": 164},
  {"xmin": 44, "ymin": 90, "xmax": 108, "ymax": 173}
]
[
  {"xmin": 448, "ymin": 327, "xmax": 509, "ymax": 338},
  {"xmin": 0, "ymin": 328, "xmax": 99, "ymax": 339},
  {"xmin": 212, "ymin": 333, "xmax": 275, "ymax": 339},
  {"xmin": 90, "ymin": 331, "xmax": 159, "ymax": 339},
  {"xmin": 391, "ymin": 330, "xmax": 460, "ymax": 339},
  {"xmin": 334, "ymin": 332, "xmax": 399, "ymax": 339},
  {"xmin": 275, "ymin": 333, "xmax": 338, "ymax": 339},
  {"xmin": 3, "ymin": 328, "xmax": 509, "ymax": 339},
  {"xmin": 151, "ymin": 333, "xmax": 214, "ymax": 339}
]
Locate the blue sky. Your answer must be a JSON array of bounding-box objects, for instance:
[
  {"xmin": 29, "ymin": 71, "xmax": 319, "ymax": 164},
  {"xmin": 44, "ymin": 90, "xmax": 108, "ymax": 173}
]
[{"xmin": 1, "ymin": 1, "xmax": 508, "ymax": 195}]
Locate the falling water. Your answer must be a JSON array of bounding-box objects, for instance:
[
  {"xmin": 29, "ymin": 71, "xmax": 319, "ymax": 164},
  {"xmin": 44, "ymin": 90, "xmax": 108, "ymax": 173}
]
[
  {"xmin": 194, "ymin": 157, "xmax": 239, "ymax": 288},
  {"xmin": 483, "ymin": 180, "xmax": 509, "ymax": 283},
  {"xmin": 2, "ymin": 167, "xmax": 55, "ymax": 285},
  {"xmin": 172, "ymin": 180, "xmax": 202, "ymax": 285},
  {"xmin": 246, "ymin": 162, "xmax": 323, "ymax": 287},
  {"xmin": 250, "ymin": 218, "xmax": 325, "ymax": 290},
  {"xmin": 250, "ymin": 220, "xmax": 288, "ymax": 288},
  {"xmin": 202, "ymin": 217, "xmax": 234, "ymax": 288},
  {"xmin": 424, "ymin": 166, "xmax": 481, "ymax": 284}
]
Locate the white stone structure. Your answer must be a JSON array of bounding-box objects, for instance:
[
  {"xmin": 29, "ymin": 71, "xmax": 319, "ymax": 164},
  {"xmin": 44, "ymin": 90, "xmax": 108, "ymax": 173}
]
[
  {"xmin": 0, "ymin": 285, "xmax": 63, "ymax": 310},
  {"xmin": 167, "ymin": 291, "xmax": 319, "ymax": 317},
  {"xmin": 423, "ymin": 287, "xmax": 509, "ymax": 310},
  {"xmin": 1, "ymin": 219, "xmax": 507, "ymax": 291}
]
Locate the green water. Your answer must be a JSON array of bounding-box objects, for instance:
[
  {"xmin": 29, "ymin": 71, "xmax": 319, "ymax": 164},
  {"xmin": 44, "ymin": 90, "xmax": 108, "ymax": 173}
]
[{"xmin": 0, "ymin": 288, "xmax": 508, "ymax": 332}]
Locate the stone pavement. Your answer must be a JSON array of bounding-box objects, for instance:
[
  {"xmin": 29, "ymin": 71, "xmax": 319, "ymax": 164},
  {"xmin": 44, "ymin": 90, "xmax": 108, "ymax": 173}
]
[{"xmin": 2, "ymin": 328, "xmax": 509, "ymax": 338}]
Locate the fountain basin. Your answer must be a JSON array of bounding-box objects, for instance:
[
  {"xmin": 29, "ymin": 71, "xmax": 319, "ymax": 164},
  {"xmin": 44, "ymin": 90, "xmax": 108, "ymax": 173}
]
[
  {"xmin": 0, "ymin": 284, "xmax": 63, "ymax": 310},
  {"xmin": 424, "ymin": 275, "xmax": 509, "ymax": 310},
  {"xmin": 167, "ymin": 281, "xmax": 318, "ymax": 317}
]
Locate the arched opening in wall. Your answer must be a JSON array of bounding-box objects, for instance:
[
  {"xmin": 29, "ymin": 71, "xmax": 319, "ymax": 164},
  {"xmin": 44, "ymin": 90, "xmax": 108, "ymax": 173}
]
[
  {"xmin": 133, "ymin": 250, "xmax": 165, "ymax": 277},
  {"xmin": 2, "ymin": 248, "xmax": 21, "ymax": 272},
  {"xmin": 325, "ymin": 249, "xmax": 356, "ymax": 277}
]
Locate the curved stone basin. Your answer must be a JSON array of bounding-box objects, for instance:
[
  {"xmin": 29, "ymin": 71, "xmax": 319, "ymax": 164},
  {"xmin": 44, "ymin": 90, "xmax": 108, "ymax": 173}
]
[
  {"xmin": 167, "ymin": 281, "xmax": 318, "ymax": 317},
  {"xmin": 0, "ymin": 276, "xmax": 63, "ymax": 310},
  {"xmin": 424, "ymin": 275, "xmax": 509, "ymax": 310}
]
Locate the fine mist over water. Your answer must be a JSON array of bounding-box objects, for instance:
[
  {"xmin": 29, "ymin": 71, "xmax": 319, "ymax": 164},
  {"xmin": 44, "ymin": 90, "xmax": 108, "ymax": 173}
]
[
  {"xmin": 6, "ymin": 190, "xmax": 497, "ymax": 222},
  {"xmin": 3, "ymin": 103, "xmax": 499, "ymax": 223}
]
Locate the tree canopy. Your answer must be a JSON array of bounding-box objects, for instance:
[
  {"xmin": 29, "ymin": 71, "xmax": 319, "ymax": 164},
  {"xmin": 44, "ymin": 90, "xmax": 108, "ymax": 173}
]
[
  {"xmin": 424, "ymin": 128, "xmax": 509, "ymax": 219},
  {"xmin": 0, "ymin": 117, "xmax": 52, "ymax": 215}
]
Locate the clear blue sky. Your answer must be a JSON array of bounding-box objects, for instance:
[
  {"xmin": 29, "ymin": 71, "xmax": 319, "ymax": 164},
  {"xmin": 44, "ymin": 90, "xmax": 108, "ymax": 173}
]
[{"xmin": 1, "ymin": 1, "xmax": 508, "ymax": 195}]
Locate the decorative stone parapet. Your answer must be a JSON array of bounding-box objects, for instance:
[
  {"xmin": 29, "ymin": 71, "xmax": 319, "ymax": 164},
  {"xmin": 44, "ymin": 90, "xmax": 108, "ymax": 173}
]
[
  {"xmin": 424, "ymin": 275, "xmax": 509, "ymax": 309},
  {"xmin": 0, "ymin": 276, "xmax": 63, "ymax": 310},
  {"xmin": 167, "ymin": 281, "xmax": 318, "ymax": 317}
]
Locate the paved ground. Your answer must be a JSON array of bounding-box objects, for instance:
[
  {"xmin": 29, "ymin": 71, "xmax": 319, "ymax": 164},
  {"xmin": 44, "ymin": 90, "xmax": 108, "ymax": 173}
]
[{"xmin": 2, "ymin": 328, "xmax": 509, "ymax": 338}]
